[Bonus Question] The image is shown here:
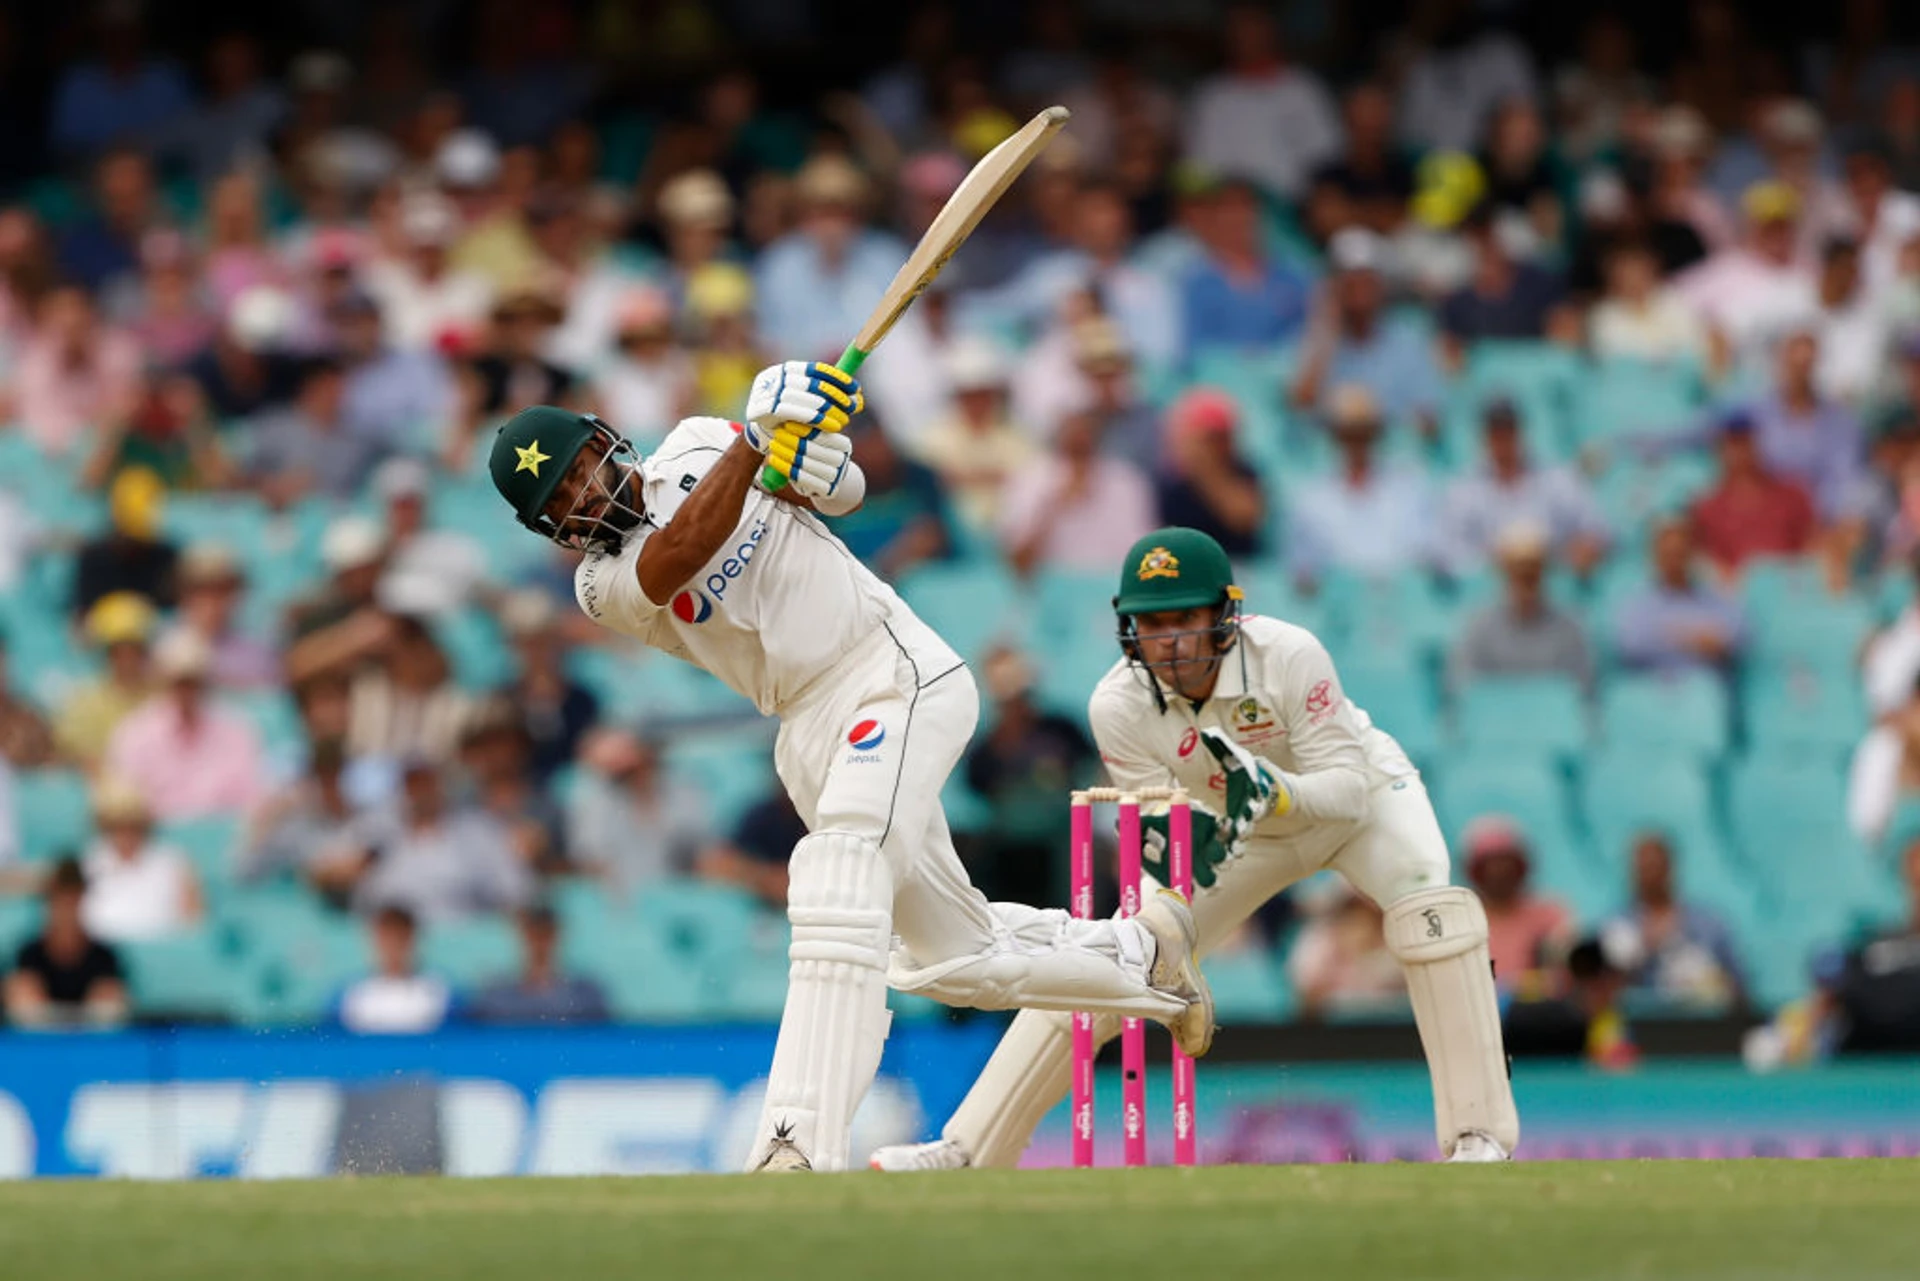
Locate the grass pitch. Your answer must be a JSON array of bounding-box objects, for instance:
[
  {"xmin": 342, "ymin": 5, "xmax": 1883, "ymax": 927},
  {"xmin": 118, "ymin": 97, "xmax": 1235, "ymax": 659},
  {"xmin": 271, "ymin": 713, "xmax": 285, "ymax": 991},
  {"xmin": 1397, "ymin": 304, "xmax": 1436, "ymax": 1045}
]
[{"xmin": 3, "ymin": 1161, "xmax": 1916, "ymax": 1281}]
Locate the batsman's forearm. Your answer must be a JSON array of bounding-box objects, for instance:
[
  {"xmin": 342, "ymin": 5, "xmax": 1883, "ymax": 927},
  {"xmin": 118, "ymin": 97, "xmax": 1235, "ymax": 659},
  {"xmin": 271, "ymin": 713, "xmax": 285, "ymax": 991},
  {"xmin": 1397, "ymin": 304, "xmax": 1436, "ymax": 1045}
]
[
  {"xmin": 635, "ymin": 438, "xmax": 762, "ymax": 604},
  {"xmin": 1278, "ymin": 765, "xmax": 1372, "ymax": 823}
]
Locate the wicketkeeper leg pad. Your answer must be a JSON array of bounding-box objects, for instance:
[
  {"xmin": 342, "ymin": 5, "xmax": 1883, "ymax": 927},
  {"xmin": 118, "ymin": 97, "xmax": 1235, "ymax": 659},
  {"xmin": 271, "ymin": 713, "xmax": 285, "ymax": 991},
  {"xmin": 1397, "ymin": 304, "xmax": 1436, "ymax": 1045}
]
[{"xmin": 1383, "ymin": 885, "xmax": 1521, "ymax": 1157}]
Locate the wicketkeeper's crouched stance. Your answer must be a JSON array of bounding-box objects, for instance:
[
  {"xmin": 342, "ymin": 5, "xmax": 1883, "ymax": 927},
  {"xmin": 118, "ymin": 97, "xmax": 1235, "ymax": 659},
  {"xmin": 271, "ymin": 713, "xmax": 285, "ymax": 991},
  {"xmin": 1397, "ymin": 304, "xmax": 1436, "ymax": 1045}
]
[
  {"xmin": 488, "ymin": 365, "xmax": 1211, "ymax": 1174},
  {"xmin": 873, "ymin": 527, "xmax": 1518, "ymax": 1170}
]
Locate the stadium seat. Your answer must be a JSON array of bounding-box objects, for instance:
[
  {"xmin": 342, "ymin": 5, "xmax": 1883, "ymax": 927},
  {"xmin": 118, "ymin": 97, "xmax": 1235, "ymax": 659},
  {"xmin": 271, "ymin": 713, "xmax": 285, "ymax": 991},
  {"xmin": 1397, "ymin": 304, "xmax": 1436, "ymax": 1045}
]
[
  {"xmin": 160, "ymin": 814, "xmax": 242, "ymax": 882},
  {"xmin": 1337, "ymin": 659, "xmax": 1441, "ymax": 766},
  {"xmin": 1742, "ymin": 659, "xmax": 1866, "ymax": 765},
  {"xmin": 895, "ymin": 560, "xmax": 1025, "ymax": 664},
  {"xmin": 436, "ymin": 608, "xmax": 514, "ymax": 691},
  {"xmin": 1450, "ymin": 341, "xmax": 1582, "ymax": 462},
  {"xmin": 241, "ymin": 900, "xmax": 369, "ymax": 1025},
  {"xmin": 1203, "ymin": 946, "xmax": 1290, "ymax": 1023},
  {"xmin": 1318, "ymin": 570, "xmax": 1456, "ymax": 671},
  {"xmin": 420, "ymin": 915, "xmax": 523, "ymax": 989},
  {"xmin": 663, "ymin": 731, "xmax": 777, "ymax": 838},
  {"xmin": 14, "ymin": 769, "xmax": 94, "ymax": 863},
  {"xmin": 0, "ymin": 897, "xmax": 41, "ymax": 958},
  {"xmin": 121, "ymin": 930, "xmax": 253, "ymax": 1022},
  {"xmin": 1574, "ymin": 357, "xmax": 1704, "ymax": 446},
  {"xmin": 1741, "ymin": 569, "xmax": 1874, "ymax": 671},
  {"xmin": 1452, "ymin": 675, "xmax": 1590, "ymax": 758},
  {"xmin": 1591, "ymin": 458, "xmax": 1714, "ymax": 558},
  {"xmin": 1723, "ymin": 757, "xmax": 1874, "ymax": 929},
  {"xmin": 634, "ymin": 880, "xmax": 769, "ymax": 981},
  {"xmin": 1429, "ymin": 750, "xmax": 1605, "ymax": 916},
  {"xmin": 1598, "ymin": 670, "xmax": 1729, "ymax": 761},
  {"xmin": 1579, "ymin": 747, "xmax": 1753, "ymax": 921}
]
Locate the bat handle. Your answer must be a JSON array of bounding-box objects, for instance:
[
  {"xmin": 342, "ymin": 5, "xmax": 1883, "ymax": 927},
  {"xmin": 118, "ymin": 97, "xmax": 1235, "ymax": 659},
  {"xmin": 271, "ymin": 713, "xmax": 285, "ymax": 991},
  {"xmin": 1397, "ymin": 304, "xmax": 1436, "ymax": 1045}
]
[{"xmin": 761, "ymin": 344, "xmax": 869, "ymax": 492}]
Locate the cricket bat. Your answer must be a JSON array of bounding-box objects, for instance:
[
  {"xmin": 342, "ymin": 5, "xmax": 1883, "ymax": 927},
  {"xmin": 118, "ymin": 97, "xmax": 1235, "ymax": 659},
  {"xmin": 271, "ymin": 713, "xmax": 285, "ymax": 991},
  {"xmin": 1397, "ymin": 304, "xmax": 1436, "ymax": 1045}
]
[{"xmin": 762, "ymin": 104, "xmax": 1072, "ymax": 491}]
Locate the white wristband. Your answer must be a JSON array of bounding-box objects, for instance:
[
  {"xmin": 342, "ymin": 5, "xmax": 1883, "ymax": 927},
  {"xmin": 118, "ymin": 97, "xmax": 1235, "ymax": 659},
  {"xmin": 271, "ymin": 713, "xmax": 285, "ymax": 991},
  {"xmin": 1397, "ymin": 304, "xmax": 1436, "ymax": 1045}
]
[{"xmin": 812, "ymin": 461, "xmax": 866, "ymax": 516}]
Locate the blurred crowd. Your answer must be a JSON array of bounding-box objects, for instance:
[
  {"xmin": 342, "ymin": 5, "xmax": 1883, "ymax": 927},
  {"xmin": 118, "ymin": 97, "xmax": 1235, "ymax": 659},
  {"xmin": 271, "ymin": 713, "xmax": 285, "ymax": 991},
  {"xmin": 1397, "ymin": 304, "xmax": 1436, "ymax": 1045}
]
[{"xmin": 0, "ymin": 0, "xmax": 1919, "ymax": 1053}]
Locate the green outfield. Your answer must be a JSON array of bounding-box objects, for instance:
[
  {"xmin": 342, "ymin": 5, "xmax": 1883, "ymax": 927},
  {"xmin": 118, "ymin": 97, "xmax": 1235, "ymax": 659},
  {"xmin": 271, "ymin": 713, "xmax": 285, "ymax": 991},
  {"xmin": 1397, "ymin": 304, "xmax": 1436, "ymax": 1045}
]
[{"xmin": 3, "ymin": 1161, "xmax": 1916, "ymax": 1281}]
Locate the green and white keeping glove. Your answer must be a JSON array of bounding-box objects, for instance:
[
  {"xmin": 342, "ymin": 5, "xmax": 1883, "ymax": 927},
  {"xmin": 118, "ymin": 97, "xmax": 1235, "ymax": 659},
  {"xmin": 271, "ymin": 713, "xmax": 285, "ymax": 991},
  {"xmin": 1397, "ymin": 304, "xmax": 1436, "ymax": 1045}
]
[
  {"xmin": 1199, "ymin": 727, "xmax": 1294, "ymax": 848},
  {"xmin": 1141, "ymin": 805, "xmax": 1234, "ymax": 890}
]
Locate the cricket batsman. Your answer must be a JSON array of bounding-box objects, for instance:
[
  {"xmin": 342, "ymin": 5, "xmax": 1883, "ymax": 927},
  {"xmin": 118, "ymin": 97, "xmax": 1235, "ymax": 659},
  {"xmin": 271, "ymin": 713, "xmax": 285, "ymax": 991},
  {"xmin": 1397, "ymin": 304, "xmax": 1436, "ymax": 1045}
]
[
  {"xmin": 872, "ymin": 526, "xmax": 1519, "ymax": 1169},
  {"xmin": 487, "ymin": 365, "xmax": 1212, "ymax": 1173}
]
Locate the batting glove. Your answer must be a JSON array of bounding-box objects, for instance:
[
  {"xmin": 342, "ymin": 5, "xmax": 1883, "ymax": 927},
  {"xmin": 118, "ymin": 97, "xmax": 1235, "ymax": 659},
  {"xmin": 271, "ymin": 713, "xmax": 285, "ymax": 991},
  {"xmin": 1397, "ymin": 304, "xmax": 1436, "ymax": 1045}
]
[
  {"xmin": 764, "ymin": 425, "xmax": 855, "ymax": 499},
  {"xmin": 743, "ymin": 361, "xmax": 865, "ymax": 453},
  {"xmin": 1141, "ymin": 805, "xmax": 1237, "ymax": 890}
]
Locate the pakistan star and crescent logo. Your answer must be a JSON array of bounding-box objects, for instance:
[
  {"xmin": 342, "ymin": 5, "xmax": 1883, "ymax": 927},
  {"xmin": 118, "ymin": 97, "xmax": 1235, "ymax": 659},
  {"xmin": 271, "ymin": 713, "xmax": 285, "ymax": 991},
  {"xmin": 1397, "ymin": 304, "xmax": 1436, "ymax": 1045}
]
[
  {"xmin": 514, "ymin": 441, "xmax": 550, "ymax": 477},
  {"xmin": 1137, "ymin": 547, "xmax": 1180, "ymax": 580}
]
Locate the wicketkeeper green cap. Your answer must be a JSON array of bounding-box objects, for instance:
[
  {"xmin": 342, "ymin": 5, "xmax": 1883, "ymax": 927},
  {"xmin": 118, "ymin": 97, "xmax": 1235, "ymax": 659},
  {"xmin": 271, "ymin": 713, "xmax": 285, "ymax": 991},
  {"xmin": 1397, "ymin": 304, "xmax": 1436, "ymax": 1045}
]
[{"xmin": 1113, "ymin": 527, "xmax": 1243, "ymax": 616}]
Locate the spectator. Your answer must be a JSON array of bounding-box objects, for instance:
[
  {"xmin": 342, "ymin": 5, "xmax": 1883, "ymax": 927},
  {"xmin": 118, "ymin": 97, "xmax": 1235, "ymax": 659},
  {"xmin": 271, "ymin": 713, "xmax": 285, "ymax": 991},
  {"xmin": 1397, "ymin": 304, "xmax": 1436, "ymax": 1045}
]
[
  {"xmin": 1442, "ymin": 397, "xmax": 1610, "ymax": 577},
  {"xmin": 1642, "ymin": 106, "xmax": 1734, "ymax": 263},
  {"xmin": 1002, "ymin": 405, "xmax": 1156, "ymax": 578},
  {"xmin": 589, "ymin": 287, "xmax": 694, "ymax": 452},
  {"xmin": 1290, "ymin": 229, "xmax": 1446, "ymax": 433},
  {"xmin": 172, "ymin": 544, "xmax": 277, "ymax": 690},
  {"xmin": 363, "ymin": 193, "xmax": 493, "ymax": 354},
  {"xmin": 467, "ymin": 904, "xmax": 610, "ymax": 1026},
  {"xmin": 186, "ymin": 286, "xmax": 302, "ymax": 421},
  {"xmin": 1462, "ymin": 815, "xmax": 1576, "ymax": 996},
  {"xmin": 1553, "ymin": 14, "xmax": 1653, "ymax": 165},
  {"xmin": 1179, "ymin": 177, "xmax": 1313, "ymax": 357},
  {"xmin": 1071, "ymin": 316, "xmax": 1162, "ymax": 465},
  {"xmin": 1479, "ymin": 99, "xmax": 1564, "ymax": 253},
  {"xmin": 48, "ymin": 3, "xmax": 193, "ymax": 161},
  {"xmin": 1588, "ymin": 238, "xmax": 1709, "ymax": 365},
  {"xmin": 567, "ymin": 727, "xmax": 708, "ymax": 896},
  {"xmin": 245, "ymin": 356, "xmax": 391, "ymax": 507},
  {"xmin": 165, "ymin": 31, "xmax": 284, "ymax": 185},
  {"xmin": 533, "ymin": 192, "xmax": 644, "ymax": 375},
  {"xmin": 1886, "ymin": 79, "xmax": 1920, "ymax": 192},
  {"xmin": 963, "ymin": 647, "xmax": 1095, "ymax": 904},
  {"xmin": 368, "ymin": 457, "xmax": 488, "ymax": 618},
  {"xmin": 1395, "ymin": 9, "xmax": 1539, "ymax": 154},
  {"xmin": 283, "ymin": 516, "xmax": 390, "ymax": 672},
  {"xmin": 238, "ymin": 738, "xmax": 365, "ymax": 893},
  {"xmin": 1286, "ymin": 886, "xmax": 1407, "ymax": 1018},
  {"xmin": 1675, "ymin": 181, "xmax": 1818, "ymax": 365},
  {"xmin": 1831, "ymin": 134, "xmax": 1920, "ymax": 296},
  {"xmin": 825, "ymin": 420, "xmax": 954, "ymax": 581},
  {"xmin": 0, "ymin": 636, "xmax": 56, "ymax": 770},
  {"xmin": 447, "ymin": 286, "xmax": 578, "ymax": 469},
  {"xmin": 1438, "ymin": 205, "xmax": 1570, "ymax": 362},
  {"xmin": 54, "ymin": 591, "xmax": 157, "ymax": 769},
  {"xmin": 498, "ymin": 591, "xmax": 599, "ymax": 783},
  {"xmin": 1744, "ymin": 328, "xmax": 1869, "ymax": 524},
  {"xmin": 1449, "ymin": 521, "xmax": 1594, "ymax": 694},
  {"xmin": 0, "ymin": 758, "xmax": 17, "ymax": 869},
  {"xmin": 348, "ymin": 757, "xmax": 533, "ymax": 925},
  {"xmin": 56, "ymin": 148, "xmax": 165, "ymax": 296},
  {"xmin": 79, "ymin": 778, "xmax": 202, "ymax": 944},
  {"xmin": 1612, "ymin": 516, "xmax": 1748, "ymax": 677},
  {"xmin": 120, "ymin": 229, "xmax": 217, "ymax": 370},
  {"xmin": 1179, "ymin": 2, "xmax": 1339, "ymax": 204},
  {"xmin": 1285, "ymin": 385, "xmax": 1438, "ymax": 588},
  {"xmin": 1154, "ymin": 388, "xmax": 1266, "ymax": 557},
  {"xmin": 1688, "ymin": 412, "xmax": 1818, "ymax": 580},
  {"xmin": 913, "ymin": 339, "xmax": 1036, "ymax": 538},
  {"xmin": 4, "ymin": 857, "xmax": 127, "ymax": 1028},
  {"xmin": 685, "ymin": 261, "xmax": 763, "ymax": 421},
  {"xmin": 1848, "ymin": 671, "xmax": 1920, "ymax": 847},
  {"xmin": 445, "ymin": 133, "xmax": 543, "ymax": 294},
  {"xmin": 1809, "ymin": 237, "xmax": 1890, "ymax": 407},
  {"xmin": 756, "ymin": 155, "xmax": 905, "ymax": 360},
  {"xmin": 654, "ymin": 169, "xmax": 738, "ymax": 304},
  {"xmin": 457, "ymin": 705, "xmax": 565, "ymax": 876},
  {"xmin": 333, "ymin": 905, "xmax": 454, "ymax": 1034},
  {"xmin": 202, "ymin": 172, "xmax": 287, "ymax": 316},
  {"xmin": 345, "ymin": 614, "xmax": 477, "ymax": 768},
  {"xmin": 1304, "ymin": 82, "xmax": 1413, "ymax": 241},
  {"xmin": 77, "ymin": 367, "xmax": 233, "ymax": 494},
  {"xmin": 1503, "ymin": 933, "xmax": 1639, "ymax": 1068},
  {"xmin": 696, "ymin": 785, "xmax": 804, "ymax": 908},
  {"xmin": 104, "ymin": 626, "xmax": 266, "ymax": 822},
  {"xmin": 1599, "ymin": 833, "xmax": 1746, "ymax": 1006},
  {"xmin": 1865, "ymin": 549, "xmax": 1920, "ymax": 715},
  {"xmin": 14, "ymin": 284, "xmax": 143, "ymax": 457},
  {"xmin": 333, "ymin": 289, "xmax": 458, "ymax": 459}
]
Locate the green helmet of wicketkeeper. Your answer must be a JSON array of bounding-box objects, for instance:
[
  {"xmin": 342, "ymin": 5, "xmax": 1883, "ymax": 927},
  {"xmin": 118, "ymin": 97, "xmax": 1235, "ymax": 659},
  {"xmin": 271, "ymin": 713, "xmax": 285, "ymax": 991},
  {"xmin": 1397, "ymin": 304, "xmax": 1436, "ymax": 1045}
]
[{"xmin": 1113, "ymin": 526, "xmax": 1245, "ymax": 702}]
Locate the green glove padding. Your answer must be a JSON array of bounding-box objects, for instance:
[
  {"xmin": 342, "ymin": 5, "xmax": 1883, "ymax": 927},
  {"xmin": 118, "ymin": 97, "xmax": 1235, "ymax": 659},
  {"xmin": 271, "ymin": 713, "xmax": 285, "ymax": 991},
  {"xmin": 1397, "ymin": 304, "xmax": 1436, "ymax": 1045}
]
[{"xmin": 1141, "ymin": 807, "xmax": 1231, "ymax": 890}]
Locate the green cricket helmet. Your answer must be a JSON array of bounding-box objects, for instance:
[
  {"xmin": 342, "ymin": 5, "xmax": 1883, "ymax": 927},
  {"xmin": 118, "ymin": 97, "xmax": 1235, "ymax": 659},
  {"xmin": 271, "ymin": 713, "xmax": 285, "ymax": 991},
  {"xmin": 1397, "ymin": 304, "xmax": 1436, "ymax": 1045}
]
[
  {"xmin": 490, "ymin": 405, "xmax": 645, "ymax": 552},
  {"xmin": 1113, "ymin": 527, "xmax": 1244, "ymax": 671}
]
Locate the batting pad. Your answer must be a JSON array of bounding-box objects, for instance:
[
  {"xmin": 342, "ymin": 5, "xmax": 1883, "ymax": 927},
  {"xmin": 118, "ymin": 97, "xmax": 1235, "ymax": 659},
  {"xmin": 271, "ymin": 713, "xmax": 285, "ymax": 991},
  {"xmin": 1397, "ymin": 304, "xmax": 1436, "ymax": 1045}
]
[
  {"xmin": 1383, "ymin": 885, "xmax": 1521, "ymax": 1157},
  {"xmin": 748, "ymin": 830, "xmax": 894, "ymax": 1172}
]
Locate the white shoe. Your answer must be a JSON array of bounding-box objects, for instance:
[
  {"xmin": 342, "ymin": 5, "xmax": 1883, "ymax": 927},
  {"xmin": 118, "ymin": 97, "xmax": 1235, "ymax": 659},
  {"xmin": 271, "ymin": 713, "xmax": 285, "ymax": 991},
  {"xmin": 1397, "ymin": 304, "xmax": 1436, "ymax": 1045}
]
[
  {"xmin": 868, "ymin": 1137, "xmax": 971, "ymax": 1172},
  {"xmin": 1445, "ymin": 1131, "xmax": 1511, "ymax": 1163},
  {"xmin": 1140, "ymin": 888, "xmax": 1214, "ymax": 1058},
  {"xmin": 754, "ymin": 1123, "xmax": 813, "ymax": 1172}
]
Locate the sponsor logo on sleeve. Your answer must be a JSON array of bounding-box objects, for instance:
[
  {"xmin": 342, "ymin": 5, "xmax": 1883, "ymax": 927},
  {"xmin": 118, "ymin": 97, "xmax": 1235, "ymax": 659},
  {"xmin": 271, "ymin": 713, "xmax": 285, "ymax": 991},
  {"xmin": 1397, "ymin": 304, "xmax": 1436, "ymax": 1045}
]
[
  {"xmin": 680, "ymin": 473, "xmax": 698, "ymax": 492},
  {"xmin": 845, "ymin": 718, "xmax": 887, "ymax": 763},
  {"xmin": 1305, "ymin": 678, "xmax": 1341, "ymax": 725}
]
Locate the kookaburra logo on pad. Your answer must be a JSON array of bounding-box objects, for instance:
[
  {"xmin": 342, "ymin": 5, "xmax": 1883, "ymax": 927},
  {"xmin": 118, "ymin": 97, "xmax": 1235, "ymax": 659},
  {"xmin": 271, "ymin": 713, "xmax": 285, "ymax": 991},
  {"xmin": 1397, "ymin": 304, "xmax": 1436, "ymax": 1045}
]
[
  {"xmin": 1423, "ymin": 909, "xmax": 1444, "ymax": 938},
  {"xmin": 1137, "ymin": 547, "xmax": 1180, "ymax": 580}
]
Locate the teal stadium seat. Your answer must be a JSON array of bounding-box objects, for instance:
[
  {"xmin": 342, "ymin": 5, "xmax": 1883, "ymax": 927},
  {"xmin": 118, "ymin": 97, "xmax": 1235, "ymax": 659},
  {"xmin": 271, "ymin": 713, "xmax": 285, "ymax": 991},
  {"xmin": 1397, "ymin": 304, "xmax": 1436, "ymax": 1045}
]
[
  {"xmin": 1574, "ymin": 357, "xmax": 1704, "ymax": 446},
  {"xmin": 420, "ymin": 915, "xmax": 523, "ymax": 988},
  {"xmin": 1203, "ymin": 947, "xmax": 1291, "ymax": 1022},
  {"xmin": 1319, "ymin": 570, "xmax": 1456, "ymax": 671},
  {"xmin": 1448, "ymin": 341, "xmax": 1583, "ymax": 462},
  {"xmin": 230, "ymin": 893, "xmax": 367, "ymax": 1024},
  {"xmin": 0, "ymin": 897, "xmax": 41, "ymax": 958},
  {"xmin": 664, "ymin": 732, "xmax": 777, "ymax": 838},
  {"xmin": 1740, "ymin": 561, "xmax": 1874, "ymax": 671},
  {"xmin": 634, "ymin": 880, "xmax": 768, "ymax": 983},
  {"xmin": 1742, "ymin": 661, "xmax": 1865, "ymax": 765},
  {"xmin": 159, "ymin": 814, "xmax": 241, "ymax": 881},
  {"xmin": 1599, "ymin": 671, "xmax": 1729, "ymax": 761},
  {"xmin": 436, "ymin": 607, "xmax": 513, "ymax": 691},
  {"xmin": 1592, "ymin": 459, "xmax": 1714, "ymax": 559},
  {"xmin": 14, "ymin": 769, "xmax": 94, "ymax": 862},
  {"xmin": 1579, "ymin": 747, "xmax": 1754, "ymax": 923},
  {"xmin": 1452, "ymin": 675, "xmax": 1590, "ymax": 758},
  {"xmin": 1431, "ymin": 751, "xmax": 1606, "ymax": 916},
  {"xmin": 1338, "ymin": 659, "xmax": 1441, "ymax": 766},
  {"xmin": 1724, "ymin": 758, "xmax": 1874, "ymax": 930},
  {"xmin": 895, "ymin": 560, "xmax": 1024, "ymax": 665},
  {"xmin": 121, "ymin": 930, "xmax": 254, "ymax": 1021}
]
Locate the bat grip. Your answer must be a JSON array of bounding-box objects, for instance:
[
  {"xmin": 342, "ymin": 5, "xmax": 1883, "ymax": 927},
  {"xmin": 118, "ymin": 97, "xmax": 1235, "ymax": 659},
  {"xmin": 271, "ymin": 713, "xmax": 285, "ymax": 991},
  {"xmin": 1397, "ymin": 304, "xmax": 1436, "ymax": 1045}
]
[{"xmin": 761, "ymin": 344, "xmax": 867, "ymax": 492}]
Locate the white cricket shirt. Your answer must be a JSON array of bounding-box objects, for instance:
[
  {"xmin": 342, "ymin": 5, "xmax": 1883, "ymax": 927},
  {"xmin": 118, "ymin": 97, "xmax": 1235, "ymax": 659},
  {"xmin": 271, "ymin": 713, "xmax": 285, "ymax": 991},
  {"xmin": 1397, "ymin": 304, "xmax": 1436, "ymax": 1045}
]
[{"xmin": 574, "ymin": 416, "xmax": 895, "ymax": 715}]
